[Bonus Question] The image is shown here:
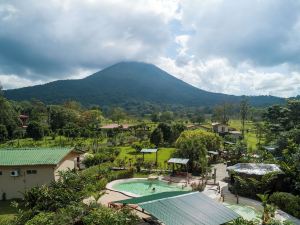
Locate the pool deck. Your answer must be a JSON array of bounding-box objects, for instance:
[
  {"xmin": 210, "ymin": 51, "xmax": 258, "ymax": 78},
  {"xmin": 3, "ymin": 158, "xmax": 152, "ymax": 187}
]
[{"xmin": 98, "ymin": 163, "xmax": 300, "ymax": 224}]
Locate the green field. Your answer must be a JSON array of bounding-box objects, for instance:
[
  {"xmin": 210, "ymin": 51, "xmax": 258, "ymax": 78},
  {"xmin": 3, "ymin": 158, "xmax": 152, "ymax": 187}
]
[
  {"xmin": 229, "ymin": 120, "xmax": 258, "ymax": 150},
  {"xmin": 115, "ymin": 146, "xmax": 175, "ymax": 168}
]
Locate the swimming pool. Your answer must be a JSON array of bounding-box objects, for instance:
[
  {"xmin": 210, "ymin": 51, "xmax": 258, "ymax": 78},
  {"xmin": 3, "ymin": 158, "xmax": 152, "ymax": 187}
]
[
  {"xmin": 109, "ymin": 178, "xmax": 191, "ymax": 197},
  {"xmin": 223, "ymin": 202, "xmax": 262, "ymax": 221}
]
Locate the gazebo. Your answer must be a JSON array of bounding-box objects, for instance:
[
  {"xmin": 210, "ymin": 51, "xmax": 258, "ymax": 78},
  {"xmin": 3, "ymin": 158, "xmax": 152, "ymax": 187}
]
[
  {"xmin": 207, "ymin": 150, "xmax": 219, "ymax": 162},
  {"xmin": 140, "ymin": 148, "xmax": 159, "ymax": 165},
  {"xmin": 168, "ymin": 158, "xmax": 189, "ymax": 177}
]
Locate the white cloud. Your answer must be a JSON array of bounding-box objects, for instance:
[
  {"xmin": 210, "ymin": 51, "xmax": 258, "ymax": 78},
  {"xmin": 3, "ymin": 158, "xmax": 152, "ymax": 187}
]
[
  {"xmin": 0, "ymin": 75, "xmax": 44, "ymax": 90},
  {"xmin": 0, "ymin": 0, "xmax": 300, "ymax": 97},
  {"xmin": 179, "ymin": 0, "xmax": 300, "ymax": 66},
  {"xmin": 156, "ymin": 57, "xmax": 300, "ymax": 97},
  {"xmin": 0, "ymin": 0, "xmax": 177, "ymax": 79}
]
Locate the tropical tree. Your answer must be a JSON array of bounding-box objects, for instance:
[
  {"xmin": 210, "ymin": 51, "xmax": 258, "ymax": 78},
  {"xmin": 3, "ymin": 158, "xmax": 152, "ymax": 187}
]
[
  {"xmin": 157, "ymin": 123, "xmax": 172, "ymax": 143},
  {"xmin": 191, "ymin": 113, "xmax": 205, "ymax": 124},
  {"xmin": 254, "ymin": 122, "xmax": 265, "ymax": 144},
  {"xmin": 212, "ymin": 103, "xmax": 232, "ymax": 125},
  {"xmin": 26, "ymin": 121, "xmax": 44, "ymax": 140},
  {"xmin": 150, "ymin": 128, "xmax": 163, "ymax": 147},
  {"xmin": 287, "ymin": 100, "xmax": 300, "ymax": 127},
  {"xmin": 160, "ymin": 111, "xmax": 174, "ymax": 122},
  {"xmin": 0, "ymin": 95, "xmax": 19, "ymax": 137},
  {"xmin": 49, "ymin": 105, "xmax": 78, "ymax": 131},
  {"xmin": 0, "ymin": 124, "xmax": 8, "ymax": 142},
  {"xmin": 175, "ymin": 130, "xmax": 221, "ymax": 172},
  {"xmin": 151, "ymin": 112, "xmax": 160, "ymax": 122},
  {"xmin": 257, "ymin": 194, "xmax": 276, "ymax": 225},
  {"xmin": 110, "ymin": 107, "xmax": 127, "ymax": 124},
  {"xmin": 80, "ymin": 109, "xmax": 103, "ymax": 129},
  {"xmin": 240, "ymin": 97, "xmax": 249, "ymax": 138}
]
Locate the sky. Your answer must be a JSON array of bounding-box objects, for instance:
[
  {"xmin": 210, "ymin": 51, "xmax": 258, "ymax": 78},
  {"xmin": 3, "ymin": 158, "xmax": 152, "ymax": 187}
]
[{"xmin": 0, "ymin": 0, "xmax": 300, "ymax": 97}]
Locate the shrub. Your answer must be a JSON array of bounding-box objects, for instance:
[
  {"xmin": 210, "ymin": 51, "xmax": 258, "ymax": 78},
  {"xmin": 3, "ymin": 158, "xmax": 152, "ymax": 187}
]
[
  {"xmin": 227, "ymin": 217, "xmax": 258, "ymax": 225},
  {"xmin": 84, "ymin": 178, "xmax": 108, "ymax": 195},
  {"xmin": 269, "ymin": 192, "xmax": 300, "ymax": 218},
  {"xmin": 25, "ymin": 212, "xmax": 55, "ymax": 225},
  {"xmin": 82, "ymin": 206, "xmax": 139, "ymax": 225},
  {"xmin": 83, "ymin": 153, "xmax": 116, "ymax": 168},
  {"xmin": 229, "ymin": 172, "xmax": 282, "ymax": 199},
  {"xmin": 81, "ymin": 163, "xmax": 113, "ymax": 179},
  {"xmin": 131, "ymin": 142, "xmax": 142, "ymax": 152},
  {"xmin": 107, "ymin": 169, "xmax": 134, "ymax": 181},
  {"xmin": 0, "ymin": 217, "xmax": 15, "ymax": 225}
]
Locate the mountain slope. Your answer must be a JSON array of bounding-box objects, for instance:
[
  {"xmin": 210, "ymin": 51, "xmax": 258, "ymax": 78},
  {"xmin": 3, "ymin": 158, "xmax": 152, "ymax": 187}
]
[{"xmin": 4, "ymin": 62, "xmax": 285, "ymax": 107}]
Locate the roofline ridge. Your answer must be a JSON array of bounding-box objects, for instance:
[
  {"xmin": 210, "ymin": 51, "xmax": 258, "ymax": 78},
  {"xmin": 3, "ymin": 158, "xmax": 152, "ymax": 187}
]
[{"xmin": 139, "ymin": 192, "xmax": 197, "ymax": 205}]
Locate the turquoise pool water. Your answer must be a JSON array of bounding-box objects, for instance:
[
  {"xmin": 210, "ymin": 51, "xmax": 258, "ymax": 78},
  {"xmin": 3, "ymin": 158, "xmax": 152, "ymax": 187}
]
[
  {"xmin": 223, "ymin": 203, "xmax": 262, "ymax": 221},
  {"xmin": 112, "ymin": 179, "xmax": 191, "ymax": 196}
]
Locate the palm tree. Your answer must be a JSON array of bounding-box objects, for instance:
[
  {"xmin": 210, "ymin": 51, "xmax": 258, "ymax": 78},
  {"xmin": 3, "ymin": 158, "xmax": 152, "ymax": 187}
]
[{"xmin": 257, "ymin": 193, "xmax": 276, "ymax": 225}]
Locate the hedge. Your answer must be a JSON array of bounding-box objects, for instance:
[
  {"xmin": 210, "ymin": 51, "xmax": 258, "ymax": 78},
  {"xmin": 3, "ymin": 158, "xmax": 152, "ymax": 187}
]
[{"xmin": 269, "ymin": 192, "xmax": 300, "ymax": 219}]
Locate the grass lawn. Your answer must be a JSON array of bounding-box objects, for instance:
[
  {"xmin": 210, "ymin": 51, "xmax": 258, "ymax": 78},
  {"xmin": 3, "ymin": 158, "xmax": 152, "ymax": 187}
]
[
  {"xmin": 229, "ymin": 120, "xmax": 258, "ymax": 150},
  {"xmin": 115, "ymin": 146, "xmax": 176, "ymax": 168},
  {"xmin": 0, "ymin": 201, "xmax": 17, "ymax": 222}
]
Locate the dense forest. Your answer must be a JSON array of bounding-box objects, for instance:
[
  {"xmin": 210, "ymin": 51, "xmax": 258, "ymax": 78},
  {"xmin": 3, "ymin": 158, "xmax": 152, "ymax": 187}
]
[{"xmin": 1, "ymin": 84, "xmax": 300, "ymax": 225}]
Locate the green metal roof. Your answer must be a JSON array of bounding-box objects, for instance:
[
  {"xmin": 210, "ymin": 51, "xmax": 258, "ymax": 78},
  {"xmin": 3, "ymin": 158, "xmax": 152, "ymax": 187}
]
[
  {"xmin": 114, "ymin": 191, "xmax": 188, "ymax": 205},
  {"xmin": 139, "ymin": 192, "xmax": 240, "ymax": 225},
  {"xmin": 0, "ymin": 148, "xmax": 73, "ymax": 166}
]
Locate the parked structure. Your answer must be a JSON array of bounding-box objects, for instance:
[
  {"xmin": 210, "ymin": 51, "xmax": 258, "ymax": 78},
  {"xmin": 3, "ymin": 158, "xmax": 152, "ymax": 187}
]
[{"xmin": 0, "ymin": 148, "xmax": 82, "ymax": 199}]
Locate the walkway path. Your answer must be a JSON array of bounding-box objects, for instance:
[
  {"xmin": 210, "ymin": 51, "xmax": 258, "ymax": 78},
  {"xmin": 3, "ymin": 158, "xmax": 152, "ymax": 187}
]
[{"xmin": 212, "ymin": 163, "xmax": 228, "ymax": 182}]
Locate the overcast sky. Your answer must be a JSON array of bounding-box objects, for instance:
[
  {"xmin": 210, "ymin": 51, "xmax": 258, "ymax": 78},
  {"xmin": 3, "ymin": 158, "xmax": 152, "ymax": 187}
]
[{"xmin": 0, "ymin": 0, "xmax": 300, "ymax": 97}]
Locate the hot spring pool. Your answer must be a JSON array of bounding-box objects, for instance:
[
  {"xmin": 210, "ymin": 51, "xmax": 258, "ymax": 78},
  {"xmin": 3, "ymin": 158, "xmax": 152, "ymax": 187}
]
[
  {"xmin": 223, "ymin": 203, "xmax": 262, "ymax": 221},
  {"xmin": 110, "ymin": 179, "xmax": 191, "ymax": 196}
]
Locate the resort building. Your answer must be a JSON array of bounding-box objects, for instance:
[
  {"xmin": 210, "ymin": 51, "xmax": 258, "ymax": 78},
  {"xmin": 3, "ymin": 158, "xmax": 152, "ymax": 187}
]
[
  {"xmin": 212, "ymin": 122, "xmax": 229, "ymax": 135},
  {"xmin": 0, "ymin": 148, "xmax": 82, "ymax": 199}
]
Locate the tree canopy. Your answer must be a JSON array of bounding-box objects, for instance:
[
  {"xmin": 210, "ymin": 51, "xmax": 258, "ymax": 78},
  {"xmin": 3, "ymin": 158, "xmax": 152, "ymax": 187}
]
[{"xmin": 175, "ymin": 129, "xmax": 221, "ymax": 172}]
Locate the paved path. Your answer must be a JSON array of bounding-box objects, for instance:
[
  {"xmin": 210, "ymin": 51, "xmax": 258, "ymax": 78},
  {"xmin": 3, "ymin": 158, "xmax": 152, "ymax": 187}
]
[{"xmin": 212, "ymin": 163, "xmax": 228, "ymax": 182}]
